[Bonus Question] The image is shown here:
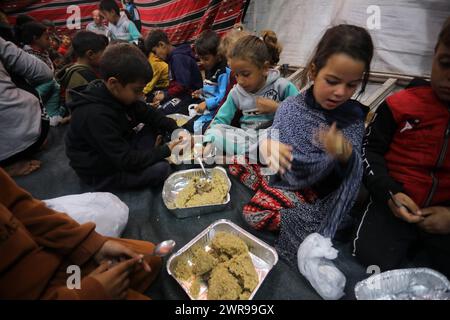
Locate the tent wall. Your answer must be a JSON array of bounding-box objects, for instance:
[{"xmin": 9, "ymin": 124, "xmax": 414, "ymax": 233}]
[
  {"xmin": 244, "ymin": 0, "xmax": 450, "ymax": 77},
  {"xmin": 1, "ymin": 0, "xmax": 249, "ymax": 44}
]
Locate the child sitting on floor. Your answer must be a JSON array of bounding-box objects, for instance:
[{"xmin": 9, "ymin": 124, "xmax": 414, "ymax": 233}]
[
  {"xmin": 65, "ymin": 43, "xmax": 184, "ymax": 191},
  {"xmin": 56, "ymin": 30, "xmax": 108, "ymax": 104},
  {"xmin": 204, "ymin": 34, "xmax": 297, "ymax": 159},
  {"xmin": 100, "ymin": 0, "xmax": 141, "ymax": 43},
  {"xmin": 21, "ymin": 21, "xmax": 68, "ymax": 126},
  {"xmin": 353, "ymin": 18, "xmax": 450, "ymax": 277},
  {"xmin": 256, "ymin": 24, "xmax": 374, "ymax": 266},
  {"xmin": 142, "ymin": 42, "xmax": 169, "ymax": 107},
  {"xmin": 185, "ymin": 30, "xmax": 230, "ymax": 134},
  {"xmin": 144, "ymin": 29, "xmax": 203, "ymax": 115},
  {"xmin": 209, "ymin": 25, "xmax": 250, "ymax": 129}
]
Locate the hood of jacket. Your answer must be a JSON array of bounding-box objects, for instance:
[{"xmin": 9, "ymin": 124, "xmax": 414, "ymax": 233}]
[
  {"xmin": 67, "ymin": 79, "xmax": 124, "ymax": 113},
  {"xmin": 55, "ymin": 63, "xmax": 93, "ymax": 88},
  {"xmin": 169, "ymin": 43, "xmax": 196, "ymax": 61},
  {"xmin": 235, "ymin": 68, "xmax": 281, "ymax": 97}
]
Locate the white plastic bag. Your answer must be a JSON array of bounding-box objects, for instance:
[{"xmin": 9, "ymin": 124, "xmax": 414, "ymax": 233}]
[
  {"xmin": 297, "ymin": 233, "xmax": 346, "ymax": 300},
  {"xmin": 44, "ymin": 192, "xmax": 129, "ymax": 238}
]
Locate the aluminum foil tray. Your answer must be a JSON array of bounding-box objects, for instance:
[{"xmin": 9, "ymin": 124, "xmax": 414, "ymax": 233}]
[
  {"xmin": 355, "ymin": 268, "xmax": 450, "ymax": 300},
  {"xmin": 167, "ymin": 113, "xmax": 191, "ymax": 127},
  {"xmin": 166, "ymin": 219, "xmax": 279, "ymax": 300},
  {"xmin": 162, "ymin": 167, "xmax": 231, "ymax": 218}
]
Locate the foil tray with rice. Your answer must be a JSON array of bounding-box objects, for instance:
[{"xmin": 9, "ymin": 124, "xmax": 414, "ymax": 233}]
[
  {"xmin": 167, "ymin": 113, "xmax": 191, "ymax": 127},
  {"xmin": 167, "ymin": 220, "xmax": 278, "ymax": 300},
  {"xmin": 162, "ymin": 167, "xmax": 232, "ymax": 218}
]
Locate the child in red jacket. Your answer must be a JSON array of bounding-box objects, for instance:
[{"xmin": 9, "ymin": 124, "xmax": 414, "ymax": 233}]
[{"xmin": 353, "ymin": 18, "xmax": 450, "ymax": 277}]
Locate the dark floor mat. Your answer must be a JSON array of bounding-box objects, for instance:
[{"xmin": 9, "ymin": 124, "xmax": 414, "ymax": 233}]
[{"xmin": 13, "ymin": 126, "xmax": 369, "ymax": 300}]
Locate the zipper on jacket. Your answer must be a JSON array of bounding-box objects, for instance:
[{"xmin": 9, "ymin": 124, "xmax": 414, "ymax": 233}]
[{"xmin": 424, "ymin": 122, "xmax": 450, "ymax": 207}]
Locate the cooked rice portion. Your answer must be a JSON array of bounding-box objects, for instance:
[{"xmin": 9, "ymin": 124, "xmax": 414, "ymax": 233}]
[
  {"xmin": 174, "ymin": 170, "xmax": 228, "ymax": 208},
  {"xmin": 172, "ymin": 232, "xmax": 258, "ymax": 300}
]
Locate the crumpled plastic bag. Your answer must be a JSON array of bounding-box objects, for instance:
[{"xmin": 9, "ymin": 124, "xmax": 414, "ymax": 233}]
[
  {"xmin": 297, "ymin": 233, "xmax": 346, "ymax": 300},
  {"xmin": 44, "ymin": 192, "xmax": 129, "ymax": 238}
]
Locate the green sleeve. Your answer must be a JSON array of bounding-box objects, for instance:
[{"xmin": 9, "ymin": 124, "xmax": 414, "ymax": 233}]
[
  {"xmin": 128, "ymin": 21, "xmax": 141, "ymax": 42},
  {"xmin": 203, "ymin": 93, "xmax": 237, "ymax": 143},
  {"xmin": 283, "ymin": 82, "xmax": 299, "ymax": 99}
]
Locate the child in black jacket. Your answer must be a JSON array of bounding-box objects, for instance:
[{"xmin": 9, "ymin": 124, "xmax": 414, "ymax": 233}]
[{"xmin": 65, "ymin": 43, "xmax": 183, "ymax": 191}]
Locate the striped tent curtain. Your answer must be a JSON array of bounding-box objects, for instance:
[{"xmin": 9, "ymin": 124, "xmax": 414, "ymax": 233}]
[{"xmin": 1, "ymin": 0, "xmax": 250, "ymax": 44}]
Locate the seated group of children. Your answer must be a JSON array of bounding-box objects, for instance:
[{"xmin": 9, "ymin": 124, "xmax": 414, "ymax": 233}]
[
  {"xmin": 66, "ymin": 18, "xmax": 450, "ymax": 280},
  {"xmin": 1, "ymin": 3, "xmax": 449, "ymax": 299}
]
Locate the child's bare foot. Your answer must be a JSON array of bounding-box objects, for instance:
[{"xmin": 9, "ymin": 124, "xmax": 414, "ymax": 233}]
[
  {"xmin": 4, "ymin": 160, "xmax": 41, "ymax": 176},
  {"xmin": 155, "ymin": 135, "xmax": 163, "ymax": 147}
]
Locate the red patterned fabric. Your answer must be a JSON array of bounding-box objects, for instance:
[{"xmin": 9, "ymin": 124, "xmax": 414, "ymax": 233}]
[
  {"xmin": 228, "ymin": 158, "xmax": 317, "ymax": 232},
  {"xmin": 1, "ymin": 0, "xmax": 249, "ymax": 43}
]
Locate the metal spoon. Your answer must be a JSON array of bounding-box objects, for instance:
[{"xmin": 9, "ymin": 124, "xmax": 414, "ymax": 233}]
[
  {"xmin": 197, "ymin": 156, "xmax": 211, "ymax": 182},
  {"xmin": 144, "ymin": 240, "xmax": 176, "ymax": 258}
]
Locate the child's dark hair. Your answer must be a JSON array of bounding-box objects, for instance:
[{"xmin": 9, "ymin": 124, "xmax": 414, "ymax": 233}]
[
  {"xmin": 15, "ymin": 14, "xmax": 36, "ymax": 26},
  {"xmin": 20, "ymin": 21, "xmax": 47, "ymax": 45},
  {"xmin": 99, "ymin": 0, "xmax": 120, "ymax": 16},
  {"xmin": 436, "ymin": 17, "xmax": 450, "ymax": 52},
  {"xmin": 99, "ymin": 43, "xmax": 152, "ymax": 85},
  {"xmin": 260, "ymin": 30, "xmax": 282, "ymax": 66},
  {"xmin": 71, "ymin": 30, "xmax": 108, "ymax": 58},
  {"xmin": 144, "ymin": 29, "xmax": 169, "ymax": 55},
  {"xmin": 230, "ymin": 33, "xmax": 281, "ymax": 69},
  {"xmin": 301, "ymin": 24, "xmax": 374, "ymax": 95},
  {"xmin": 195, "ymin": 30, "xmax": 221, "ymax": 57},
  {"xmin": 0, "ymin": 9, "xmax": 15, "ymax": 43}
]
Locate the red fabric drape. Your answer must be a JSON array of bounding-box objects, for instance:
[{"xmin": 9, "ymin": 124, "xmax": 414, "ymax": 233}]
[{"xmin": 1, "ymin": 0, "xmax": 249, "ymax": 43}]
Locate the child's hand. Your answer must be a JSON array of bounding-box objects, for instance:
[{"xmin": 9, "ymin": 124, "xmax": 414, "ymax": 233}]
[
  {"xmin": 203, "ymin": 143, "xmax": 214, "ymax": 158},
  {"xmin": 89, "ymin": 257, "xmax": 140, "ymax": 299},
  {"xmin": 167, "ymin": 137, "xmax": 183, "ymax": 151},
  {"xmin": 417, "ymin": 206, "xmax": 450, "ymax": 234},
  {"xmin": 388, "ymin": 192, "xmax": 424, "ymax": 224},
  {"xmin": 317, "ymin": 122, "xmax": 353, "ymax": 162},
  {"xmin": 259, "ymin": 139, "xmax": 293, "ymax": 175},
  {"xmin": 149, "ymin": 101, "xmax": 160, "ymax": 109},
  {"xmin": 195, "ymin": 102, "xmax": 207, "ymax": 114},
  {"xmin": 192, "ymin": 89, "xmax": 202, "ymax": 99},
  {"xmin": 255, "ymin": 97, "xmax": 279, "ymax": 114},
  {"xmin": 176, "ymin": 130, "xmax": 194, "ymax": 148},
  {"xmin": 94, "ymin": 240, "xmax": 151, "ymax": 272}
]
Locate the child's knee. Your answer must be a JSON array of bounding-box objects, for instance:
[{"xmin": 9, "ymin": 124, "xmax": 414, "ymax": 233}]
[
  {"xmin": 353, "ymin": 231, "xmax": 404, "ymax": 272},
  {"xmin": 156, "ymin": 161, "xmax": 171, "ymax": 179},
  {"xmin": 148, "ymin": 161, "xmax": 172, "ymax": 186}
]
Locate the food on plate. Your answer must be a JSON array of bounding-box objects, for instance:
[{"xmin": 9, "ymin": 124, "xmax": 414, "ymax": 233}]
[
  {"xmin": 174, "ymin": 170, "xmax": 228, "ymax": 208},
  {"xmin": 172, "ymin": 232, "xmax": 258, "ymax": 300}
]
